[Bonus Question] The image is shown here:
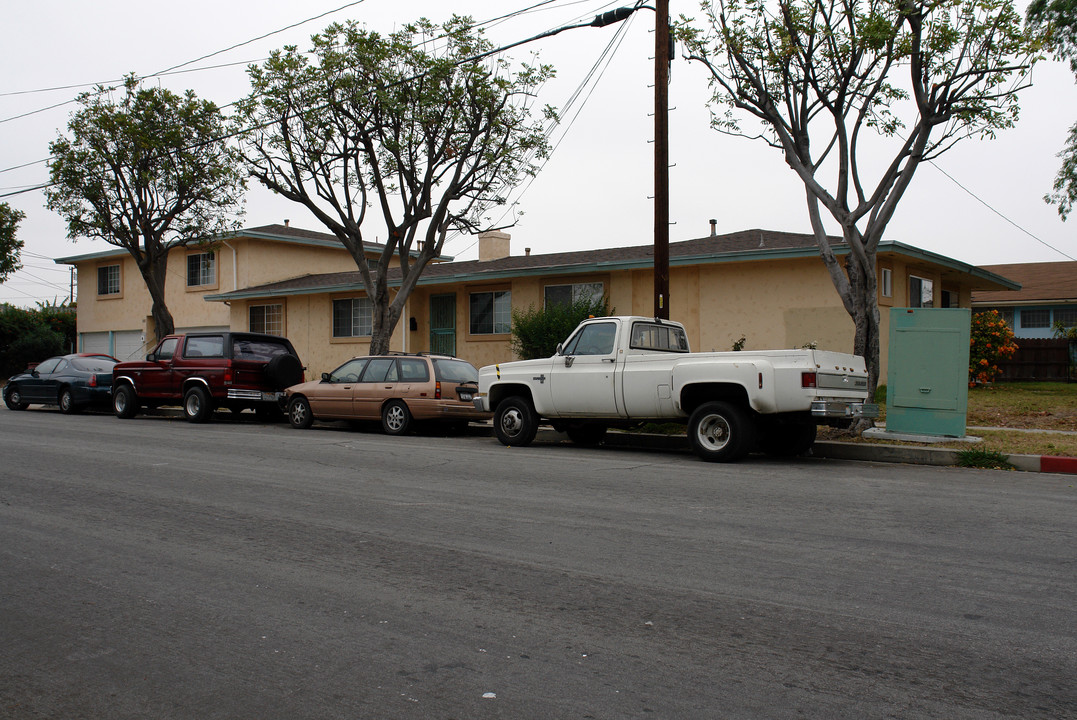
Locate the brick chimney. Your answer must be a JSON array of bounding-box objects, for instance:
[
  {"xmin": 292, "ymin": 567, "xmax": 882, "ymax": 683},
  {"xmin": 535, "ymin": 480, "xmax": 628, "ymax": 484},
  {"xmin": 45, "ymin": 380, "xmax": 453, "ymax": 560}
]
[{"xmin": 478, "ymin": 231, "xmax": 511, "ymax": 261}]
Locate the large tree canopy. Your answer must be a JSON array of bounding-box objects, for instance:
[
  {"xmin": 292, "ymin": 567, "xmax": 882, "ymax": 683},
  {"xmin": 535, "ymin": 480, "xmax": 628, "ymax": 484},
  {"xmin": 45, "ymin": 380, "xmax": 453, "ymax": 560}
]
[
  {"xmin": 678, "ymin": 0, "xmax": 1035, "ymax": 399},
  {"xmin": 238, "ymin": 16, "xmax": 555, "ymax": 354},
  {"xmin": 0, "ymin": 202, "xmax": 26, "ymax": 284},
  {"xmin": 1027, "ymin": 0, "xmax": 1077, "ymax": 219},
  {"xmin": 46, "ymin": 76, "xmax": 246, "ymax": 340}
]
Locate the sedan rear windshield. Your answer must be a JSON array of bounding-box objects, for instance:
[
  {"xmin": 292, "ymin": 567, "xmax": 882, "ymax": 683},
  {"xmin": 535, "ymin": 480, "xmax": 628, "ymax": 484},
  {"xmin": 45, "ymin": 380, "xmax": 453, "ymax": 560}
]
[
  {"xmin": 71, "ymin": 357, "xmax": 118, "ymax": 372},
  {"xmin": 432, "ymin": 358, "xmax": 478, "ymax": 383}
]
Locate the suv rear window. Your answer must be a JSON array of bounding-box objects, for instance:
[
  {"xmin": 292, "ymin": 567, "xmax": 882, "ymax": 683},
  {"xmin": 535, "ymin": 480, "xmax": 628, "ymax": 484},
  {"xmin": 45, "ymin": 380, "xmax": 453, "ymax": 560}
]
[
  {"xmin": 432, "ymin": 358, "xmax": 478, "ymax": 383},
  {"xmin": 233, "ymin": 338, "xmax": 293, "ymax": 361}
]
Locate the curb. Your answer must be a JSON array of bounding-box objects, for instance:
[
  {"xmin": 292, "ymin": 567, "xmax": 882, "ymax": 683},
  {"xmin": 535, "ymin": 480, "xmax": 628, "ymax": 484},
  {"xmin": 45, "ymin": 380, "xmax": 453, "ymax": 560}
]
[{"xmin": 534, "ymin": 428, "xmax": 1077, "ymax": 475}]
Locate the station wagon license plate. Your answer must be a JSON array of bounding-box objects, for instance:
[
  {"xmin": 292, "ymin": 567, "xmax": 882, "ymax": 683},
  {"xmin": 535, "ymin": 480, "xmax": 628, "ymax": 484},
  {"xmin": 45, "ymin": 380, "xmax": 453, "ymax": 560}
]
[{"xmin": 459, "ymin": 392, "xmax": 473, "ymax": 402}]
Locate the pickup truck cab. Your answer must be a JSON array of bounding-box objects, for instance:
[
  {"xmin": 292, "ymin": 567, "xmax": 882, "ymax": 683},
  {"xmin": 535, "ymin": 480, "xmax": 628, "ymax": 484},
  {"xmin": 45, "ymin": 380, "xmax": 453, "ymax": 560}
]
[
  {"xmin": 112, "ymin": 332, "xmax": 304, "ymax": 422},
  {"xmin": 474, "ymin": 316, "xmax": 878, "ymax": 462}
]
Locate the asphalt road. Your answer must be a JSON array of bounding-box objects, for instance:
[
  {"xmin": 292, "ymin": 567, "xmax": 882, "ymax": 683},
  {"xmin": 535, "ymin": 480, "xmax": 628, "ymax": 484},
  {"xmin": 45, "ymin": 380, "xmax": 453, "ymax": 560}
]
[{"xmin": 1, "ymin": 408, "xmax": 1075, "ymax": 719}]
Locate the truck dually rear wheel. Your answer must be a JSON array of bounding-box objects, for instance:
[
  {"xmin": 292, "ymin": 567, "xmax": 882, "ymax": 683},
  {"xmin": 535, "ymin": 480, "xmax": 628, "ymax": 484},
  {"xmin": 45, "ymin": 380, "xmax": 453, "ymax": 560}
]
[{"xmin": 687, "ymin": 401, "xmax": 754, "ymax": 462}]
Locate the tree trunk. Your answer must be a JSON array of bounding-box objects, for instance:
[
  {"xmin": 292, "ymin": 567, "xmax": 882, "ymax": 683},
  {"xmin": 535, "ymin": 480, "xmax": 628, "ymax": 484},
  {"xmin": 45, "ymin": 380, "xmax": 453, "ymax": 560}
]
[{"xmin": 139, "ymin": 255, "xmax": 175, "ymax": 342}]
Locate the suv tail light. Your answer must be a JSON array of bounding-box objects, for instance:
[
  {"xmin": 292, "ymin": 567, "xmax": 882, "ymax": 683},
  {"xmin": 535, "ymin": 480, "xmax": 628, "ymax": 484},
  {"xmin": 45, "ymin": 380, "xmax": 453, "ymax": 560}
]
[
  {"xmin": 801, "ymin": 372, "xmax": 817, "ymax": 388},
  {"xmin": 224, "ymin": 361, "xmax": 234, "ymax": 386}
]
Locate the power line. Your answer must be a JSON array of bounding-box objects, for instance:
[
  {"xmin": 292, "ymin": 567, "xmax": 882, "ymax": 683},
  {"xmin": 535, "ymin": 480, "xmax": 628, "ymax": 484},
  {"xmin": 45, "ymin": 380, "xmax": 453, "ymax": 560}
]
[{"xmin": 929, "ymin": 160, "xmax": 1077, "ymax": 262}]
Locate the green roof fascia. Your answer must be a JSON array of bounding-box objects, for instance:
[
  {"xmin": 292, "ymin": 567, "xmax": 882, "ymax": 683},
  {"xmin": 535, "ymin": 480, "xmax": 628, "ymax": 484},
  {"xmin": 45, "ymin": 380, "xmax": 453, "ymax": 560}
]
[
  {"xmin": 54, "ymin": 228, "xmax": 454, "ymax": 264},
  {"xmin": 879, "ymin": 240, "xmax": 1020, "ymax": 290},
  {"xmin": 202, "ymin": 239, "xmax": 1018, "ymax": 302}
]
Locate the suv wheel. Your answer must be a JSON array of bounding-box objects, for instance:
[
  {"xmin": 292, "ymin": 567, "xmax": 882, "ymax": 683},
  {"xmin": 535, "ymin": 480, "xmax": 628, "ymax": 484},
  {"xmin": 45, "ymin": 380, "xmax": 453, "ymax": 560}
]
[
  {"xmin": 183, "ymin": 386, "xmax": 213, "ymax": 423},
  {"xmin": 113, "ymin": 385, "xmax": 139, "ymax": 419},
  {"xmin": 381, "ymin": 400, "xmax": 412, "ymax": 435}
]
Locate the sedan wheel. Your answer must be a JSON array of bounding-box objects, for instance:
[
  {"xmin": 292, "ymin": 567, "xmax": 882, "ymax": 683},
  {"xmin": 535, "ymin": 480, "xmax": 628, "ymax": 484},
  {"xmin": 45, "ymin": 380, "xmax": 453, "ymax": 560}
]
[
  {"xmin": 381, "ymin": 400, "xmax": 412, "ymax": 435},
  {"xmin": 59, "ymin": 388, "xmax": 80, "ymax": 414},
  {"xmin": 287, "ymin": 396, "xmax": 314, "ymax": 429},
  {"xmin": 4, "ymin": 385, "xmax": 29, "ymax": 411}
]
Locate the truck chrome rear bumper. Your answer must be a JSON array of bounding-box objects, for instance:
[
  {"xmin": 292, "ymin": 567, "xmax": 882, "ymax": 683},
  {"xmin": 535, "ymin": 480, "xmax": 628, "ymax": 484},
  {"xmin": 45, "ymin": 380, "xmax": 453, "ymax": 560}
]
[{"xmin": 811, "ymin": 400, "xmax": 880, "ymax": 419}]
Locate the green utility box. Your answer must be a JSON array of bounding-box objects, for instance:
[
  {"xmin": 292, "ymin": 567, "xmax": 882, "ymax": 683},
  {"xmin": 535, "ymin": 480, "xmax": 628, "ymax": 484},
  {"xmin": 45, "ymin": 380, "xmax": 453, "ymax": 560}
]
[{"xmin": 886, "ymin": 308, "xmax": 971, "ymax": 437}]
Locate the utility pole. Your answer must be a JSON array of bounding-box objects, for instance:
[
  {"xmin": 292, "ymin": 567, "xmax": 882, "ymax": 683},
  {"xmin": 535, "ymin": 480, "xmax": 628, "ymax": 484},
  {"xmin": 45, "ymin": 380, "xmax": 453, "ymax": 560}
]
[{"xmin": 654, "ymin": 0, "xmax": 670, "ymax": 320}]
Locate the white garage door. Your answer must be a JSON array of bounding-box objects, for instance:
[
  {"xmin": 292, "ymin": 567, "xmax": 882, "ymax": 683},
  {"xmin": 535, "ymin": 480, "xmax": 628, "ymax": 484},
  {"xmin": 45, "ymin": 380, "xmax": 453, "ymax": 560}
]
[
  {"xmin": 80, "ymin": 332, "xmax": 111, "ymax": 355},
  {"xmin": 81, "ymin": 330, "xmax": 147, "ymax": 361}
]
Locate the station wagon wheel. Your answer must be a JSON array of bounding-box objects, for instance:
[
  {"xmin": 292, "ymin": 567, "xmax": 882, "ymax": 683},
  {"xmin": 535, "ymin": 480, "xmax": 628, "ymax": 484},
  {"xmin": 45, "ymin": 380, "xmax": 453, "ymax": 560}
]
[
  {"xmin": 494, "ymin": 396, "xmax": 538, "ymax": 447},
  {"xmin": 113, "ymin": 384, "xmax": 139, "ymax": 419},
  {"xmin": 58, "ymin": 387, "xmax": 80, "ymax": 414},
  {"xmin": 4, "ymin": 384, "xmax": 29, "ymax": 411},
  {"xmin": 382, "ymin": 400, "xmax": 412, "ymax": 436},
  {"xmin": 687, "ymin": 401, "xmax": 754, "ymax": 462},
  {"xmin": 183, "ymin": 386, "xmax": 213, "ymax": 423},
  {"xmin": 287, "ymin": 395, "xmax": 314, "ymax": 429}
]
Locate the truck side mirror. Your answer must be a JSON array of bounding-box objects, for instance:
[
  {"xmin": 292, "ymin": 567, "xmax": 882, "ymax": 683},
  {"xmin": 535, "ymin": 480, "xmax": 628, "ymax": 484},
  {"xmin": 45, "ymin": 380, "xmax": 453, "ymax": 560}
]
[
  {"xmin": 555, "ymin": 342, "xmax": 563, "ymax": 356},
  {"xmin": 146, "ymin": 352, "xmax": 155, "ymax": 362}
]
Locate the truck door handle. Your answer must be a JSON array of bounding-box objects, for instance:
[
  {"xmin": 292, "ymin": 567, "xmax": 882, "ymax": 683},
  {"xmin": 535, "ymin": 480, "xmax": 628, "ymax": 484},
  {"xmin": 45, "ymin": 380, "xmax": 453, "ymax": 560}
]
[
  {"xmin": 919, "ymin": 387, "xmax": 932, "ymax": 393},
  {"xmin": 602, "ymin": 358, "xmax": 616, "ymax": 363}
]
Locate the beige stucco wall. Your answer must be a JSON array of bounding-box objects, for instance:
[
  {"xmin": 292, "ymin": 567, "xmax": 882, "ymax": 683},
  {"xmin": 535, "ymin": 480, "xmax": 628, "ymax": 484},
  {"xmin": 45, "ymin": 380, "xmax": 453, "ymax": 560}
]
[{"xmin": 70, "ymin": 233, "xmax": 989, "ymax": 384}]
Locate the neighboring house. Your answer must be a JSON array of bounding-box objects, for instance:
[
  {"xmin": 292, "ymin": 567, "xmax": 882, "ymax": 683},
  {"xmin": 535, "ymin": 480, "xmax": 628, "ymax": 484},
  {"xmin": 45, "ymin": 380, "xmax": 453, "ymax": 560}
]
[
  {"xmin": 186, "ymin": 224, "xmax": 1015, "ymax": 381},
  {"xmin": 972, "ymin": 261, "xmax": 1077, "ymax": 338},
  {"xmin": 55, "ymin": 223, "xmax": 436, "ymax": 361}
]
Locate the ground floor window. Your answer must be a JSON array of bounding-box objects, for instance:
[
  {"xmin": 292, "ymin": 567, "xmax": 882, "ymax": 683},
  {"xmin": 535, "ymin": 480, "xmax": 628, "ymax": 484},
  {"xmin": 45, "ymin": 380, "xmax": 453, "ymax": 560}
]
[
  {"xmin": 909, "ymin": 275, "xmax": 933, "ymax": 308},
  {"xmin": 333, "ymin": 297, "xmax": 372, "ymax": 337},
  {"xmin": 544, "ymin": 282, "xmax": 604, "ymax": 309},
  {"xmin": 470, "ymin": 290, "xmax": 511, "ymax": 335},
  {"xmin": 249, "ymin": 303, "xmax": 283, "ymax": 336}
]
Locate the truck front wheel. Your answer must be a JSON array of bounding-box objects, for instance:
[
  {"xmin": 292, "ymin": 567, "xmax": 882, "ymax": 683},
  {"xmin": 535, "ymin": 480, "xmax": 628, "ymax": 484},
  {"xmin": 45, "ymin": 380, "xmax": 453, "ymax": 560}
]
[
  {"xmin": 688, "ymin": 401, "xmax": 754, "ymax": 462},
  {"xmin": 183, "ymin": 386, "xmax": 213, "ymax": 423},
  {"xmin": 494, "ymin": 396, "xmax": 539, "ymax": 447}
]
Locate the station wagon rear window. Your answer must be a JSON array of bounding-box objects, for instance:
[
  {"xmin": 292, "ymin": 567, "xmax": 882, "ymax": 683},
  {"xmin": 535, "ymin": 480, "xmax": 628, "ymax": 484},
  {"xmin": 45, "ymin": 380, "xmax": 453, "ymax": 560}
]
[{"xmin": 630, "ymin": 322, "xmax": 689, "ymax": 353}]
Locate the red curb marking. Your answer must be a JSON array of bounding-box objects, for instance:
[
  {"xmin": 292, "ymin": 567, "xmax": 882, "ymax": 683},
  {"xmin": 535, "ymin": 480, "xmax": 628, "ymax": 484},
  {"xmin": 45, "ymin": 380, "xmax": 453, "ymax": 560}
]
[{"xmin": 1040, "ymin": 456, "xmax": 1077, "ymax": 475}]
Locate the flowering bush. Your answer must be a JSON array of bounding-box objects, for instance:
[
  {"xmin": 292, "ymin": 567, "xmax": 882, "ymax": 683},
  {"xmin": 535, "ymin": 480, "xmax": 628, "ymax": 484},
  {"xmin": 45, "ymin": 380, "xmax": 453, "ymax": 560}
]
[{"xmin": 969, "ymin": 310, "xmax": 1019, "ymax": 386}]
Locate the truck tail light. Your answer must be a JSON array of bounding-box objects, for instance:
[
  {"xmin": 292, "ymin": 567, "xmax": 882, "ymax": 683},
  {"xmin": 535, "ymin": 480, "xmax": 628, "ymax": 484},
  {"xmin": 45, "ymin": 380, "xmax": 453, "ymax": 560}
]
[
  {"xmin": 801, "ymin": 371, "xmax": 817, "ymax": 389},
  {"xmin": 435, "ymin": 381, "xmax": 442, "ymax": 400}
]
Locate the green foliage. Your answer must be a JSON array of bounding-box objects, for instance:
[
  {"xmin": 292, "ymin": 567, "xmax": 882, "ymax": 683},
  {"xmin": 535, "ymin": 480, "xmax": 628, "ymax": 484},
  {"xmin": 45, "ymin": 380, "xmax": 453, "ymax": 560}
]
[
  {"xmin": 46, "ymin": 75, "xmax": 246, "ymax": 340},
  {"xmin": 510, "ymin": 295, "xmax": 611, "ymax": 360},
  {"xmin": 0, "ymin": 203, "xmax": 25, "ymax": 283},
  {"xmin": 239, "ymin": 16, "xmax": 555, "ymax": 355},
  {"xmin": 1028, "ymin": 0, "xmax": 1077, "ymax": 219},
  {"xmin": 969, "ymin": 310, "xmax": 1020, "ymax": 386},
  {"xmin": 1054, "ymin": 319, "xmax": 1077, "ymax": 340},
  {"xmin": 732, "ymin": 336, "xmax": 746, "ymax": 351},
  {"xmin": 0, "ymin": 303, "xmax": 75, "ymax": 378},
  {"xmin": 955, "ymin": 447, "xmax": 1014, "ymax": 469},
  {"xmin": 675, "ymin": 0, "xmax": 1036, "ymax": 395}
]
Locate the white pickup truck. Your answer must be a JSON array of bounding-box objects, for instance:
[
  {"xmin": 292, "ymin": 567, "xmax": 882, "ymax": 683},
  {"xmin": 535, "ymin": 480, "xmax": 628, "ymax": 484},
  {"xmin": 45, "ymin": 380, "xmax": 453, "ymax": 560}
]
[{"xmin": 473, "ymin": 316, "xmax": 878, "ymax": 462}]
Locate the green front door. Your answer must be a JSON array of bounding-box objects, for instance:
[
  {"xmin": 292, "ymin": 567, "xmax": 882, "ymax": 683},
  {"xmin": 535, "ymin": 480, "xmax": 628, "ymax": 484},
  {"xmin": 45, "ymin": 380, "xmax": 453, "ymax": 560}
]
[{"xmin": 430, "ymin": 294, "xmax": 456, "ymax": 356}]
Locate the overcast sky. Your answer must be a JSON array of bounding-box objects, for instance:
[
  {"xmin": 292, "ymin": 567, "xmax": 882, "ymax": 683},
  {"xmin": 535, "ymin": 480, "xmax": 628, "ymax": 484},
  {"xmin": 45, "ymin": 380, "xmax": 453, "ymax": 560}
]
[{"xmin": 2, "ymin": 0, "xmax": 1074, "ymax": 307}]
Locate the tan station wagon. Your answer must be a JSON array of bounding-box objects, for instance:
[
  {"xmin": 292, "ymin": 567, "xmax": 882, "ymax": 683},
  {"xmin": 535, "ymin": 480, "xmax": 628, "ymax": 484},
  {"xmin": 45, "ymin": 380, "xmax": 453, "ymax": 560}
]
[{"xmin": 283, "ymin": 354, "xmax": 489, "ymax": 434}]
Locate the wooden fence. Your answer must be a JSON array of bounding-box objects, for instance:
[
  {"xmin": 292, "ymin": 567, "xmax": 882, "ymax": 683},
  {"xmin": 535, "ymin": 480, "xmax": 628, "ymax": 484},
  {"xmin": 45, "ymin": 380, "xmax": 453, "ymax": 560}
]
[{"xmin": 996, "ymin": 338, "xmax": 1074, "ymax": 382}]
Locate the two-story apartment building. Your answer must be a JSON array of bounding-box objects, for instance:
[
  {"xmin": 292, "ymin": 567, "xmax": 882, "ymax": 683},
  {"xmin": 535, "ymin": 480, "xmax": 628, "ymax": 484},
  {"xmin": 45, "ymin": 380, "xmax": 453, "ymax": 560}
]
[{"xmin": 59, "ymin": 222, "xmax": 1019, "ymax": 380}]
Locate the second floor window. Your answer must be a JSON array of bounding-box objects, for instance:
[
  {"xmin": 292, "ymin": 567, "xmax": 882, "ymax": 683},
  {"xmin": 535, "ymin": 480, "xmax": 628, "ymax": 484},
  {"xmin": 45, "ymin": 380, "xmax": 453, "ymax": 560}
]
[
  {"xmin": 187, "ymin": 252, "xmax": 215, "ymax": 287},
  {"xmin": 97, "ymin": 264, "xmax": 120, "ymax": 296}
]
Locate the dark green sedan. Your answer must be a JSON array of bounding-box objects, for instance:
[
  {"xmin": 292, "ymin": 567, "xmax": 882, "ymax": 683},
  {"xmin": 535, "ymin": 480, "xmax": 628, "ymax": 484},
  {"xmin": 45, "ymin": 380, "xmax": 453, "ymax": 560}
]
[{"xmin": 3, "ymin": 353, "xmax": 117, "ymax": 414}]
